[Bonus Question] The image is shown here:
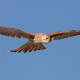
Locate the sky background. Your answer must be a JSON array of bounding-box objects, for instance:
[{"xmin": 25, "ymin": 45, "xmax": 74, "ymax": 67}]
[{"xmin": 0, "ymin": 0, "xmax": 80, "ymax": 80}]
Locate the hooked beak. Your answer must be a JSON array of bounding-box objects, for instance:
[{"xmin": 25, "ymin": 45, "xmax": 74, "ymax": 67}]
[{"xmin": 46, "ymin": 39, "xmax": 50, "ymax": 43}]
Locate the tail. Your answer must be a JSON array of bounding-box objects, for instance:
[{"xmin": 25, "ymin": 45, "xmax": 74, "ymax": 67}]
[{"xmin": 10, "ymin": 40, "xmax": 46, "ymax": 53}]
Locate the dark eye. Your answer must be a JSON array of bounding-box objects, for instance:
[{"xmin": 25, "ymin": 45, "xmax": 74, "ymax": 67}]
[{"xmin": 46, "ymin": 37, "xmax": 48, "ymax": 39}]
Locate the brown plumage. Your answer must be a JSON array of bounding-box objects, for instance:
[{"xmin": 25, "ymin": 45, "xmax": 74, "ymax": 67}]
[
  {"xmin": 0, "ymin": 26, "xmax": 80, "ymax": 53},
  {"xmin": 10, "ymin": 40, "xmax": 46, "ymax": 53},
  {"xmin": 0, "ymin": 27, "xmax": 35, "ymax": 39},
  {"xmin": 48, "ymin": 30, "xmax": 80, "ymax": 40}
]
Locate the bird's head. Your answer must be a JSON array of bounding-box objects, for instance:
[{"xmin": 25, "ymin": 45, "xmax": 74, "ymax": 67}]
[{"xmin": 41, "ymin": 33, "xmax": 50, "ymax": 43}]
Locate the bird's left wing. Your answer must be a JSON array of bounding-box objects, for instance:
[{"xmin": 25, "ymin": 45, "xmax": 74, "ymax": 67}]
[
  {"xmin": 48, "ymin": 30, "xmax": 80, "ymax": 40},
  {"xmin": 0, "ymin": 26, "xmax": 35, "ymax": 39}
]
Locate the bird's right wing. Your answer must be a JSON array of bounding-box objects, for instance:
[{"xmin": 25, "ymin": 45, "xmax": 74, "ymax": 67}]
[{"xmin": 0, "ymin": 26, "xmax": 35, "ymax": 39}]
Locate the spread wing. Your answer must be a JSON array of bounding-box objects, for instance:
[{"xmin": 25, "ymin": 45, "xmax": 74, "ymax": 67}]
[
  {"xmin": 48, "ymin": 30, "xmax": 80, "ymax": 40},
  {"xmin": 0, "ymin": 26, "xmax": 35, "ymax": 39}
]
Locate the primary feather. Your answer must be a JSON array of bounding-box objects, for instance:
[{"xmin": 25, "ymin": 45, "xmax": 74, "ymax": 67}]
[
  {"xmin": 0, "ymin": 26, "xmax": 35, "ymax": 39},
  {"xmin": 48, "ymin": 30, "xmax": 80, "ymax": 40}
]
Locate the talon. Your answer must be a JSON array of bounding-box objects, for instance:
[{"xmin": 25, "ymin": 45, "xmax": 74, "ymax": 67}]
[
  {"xmin": 34, "ymin": 45, "xmax": 36, "ymax": 48},
  {"xmin": 30, "ymin": 44, "xmax": 32, "ymax": 47}
]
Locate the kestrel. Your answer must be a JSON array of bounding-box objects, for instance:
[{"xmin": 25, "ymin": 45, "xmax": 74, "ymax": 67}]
[{"xmin": 0, "ymin": 26, "xmax": 80, "ymax": 53}]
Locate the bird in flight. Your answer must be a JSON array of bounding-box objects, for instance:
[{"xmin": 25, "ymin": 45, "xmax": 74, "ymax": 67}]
[{"xmin": 0, "ymin": 26, "xmax": 80, "ymax": 53}]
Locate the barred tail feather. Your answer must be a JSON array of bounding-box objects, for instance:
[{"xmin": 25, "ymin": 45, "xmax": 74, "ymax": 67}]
[{"xmin": 10, "ymin": 40, "xmax": 46, "ymax": 53}]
